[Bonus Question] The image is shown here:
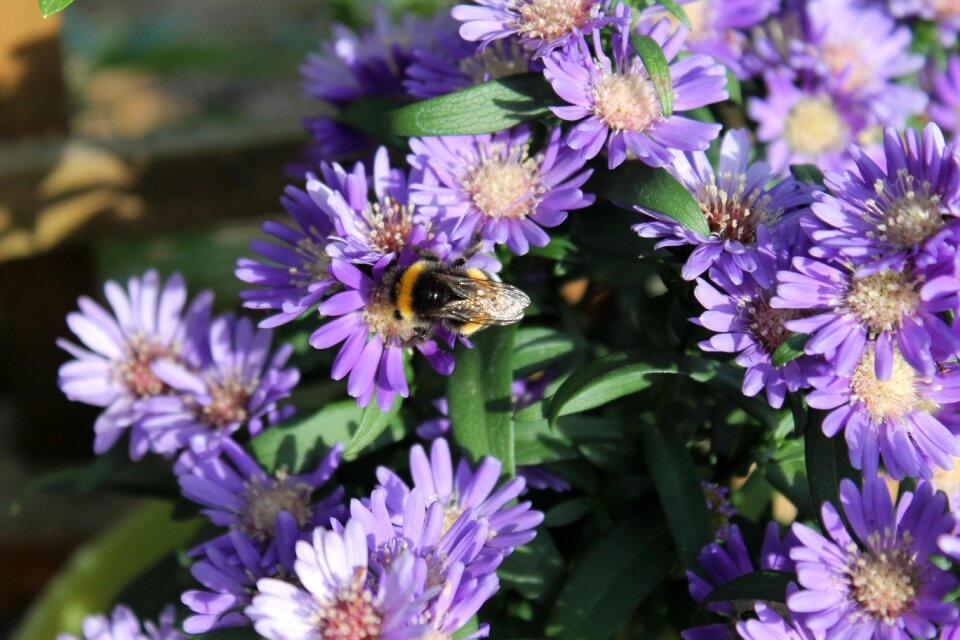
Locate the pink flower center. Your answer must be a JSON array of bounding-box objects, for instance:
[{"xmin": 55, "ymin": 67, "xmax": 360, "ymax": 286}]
[
  {"xmin": 592, "ymin": 68, "xmax": 662, "ymax": 133},
  {"xmin": 117, "ymin": 336, "xmax": 175, "ymax": 398},
  {"xmin": 461, "ymin": 144, "xmax": 544, "ymax": 220},
  {"xmin": 934, "ymin": 0, "xmax": 960, "ymax": 18},
  {"xmin": 241, "ymin": 471, "xmax": 314, "ymax": 540},
  {"xmin": 200, "ymin": 378, "xmax": 252, "ymax": 429},
  {"xmin": 514, "ymin": 0, "xmax": 598, "ymax": 43},
  {"xmin": 696, "ymin": 172, "xmax": 783, "ymax": 242},
  {"xmin": 363, "ymin": 197, "xmax": 425, "ymax": 256},
  {"xmin": 845, "ymin": 531, "xmax": 919, "ymax": 625},
  {"xmin": 313, "ymin": 569, "xmax": 382, "ymax": 639}
]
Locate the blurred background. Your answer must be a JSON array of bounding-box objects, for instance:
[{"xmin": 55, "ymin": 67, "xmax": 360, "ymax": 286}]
[{"xmin": 0, "ymin": 0, "xmax": 444, "ymax": 636}]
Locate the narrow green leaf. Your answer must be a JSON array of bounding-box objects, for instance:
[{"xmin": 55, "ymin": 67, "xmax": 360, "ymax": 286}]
[
  {"xmin": 646, "ymin": 0, "xmax": 693, "ymax": 29},
  {"xmin": 447, "ymin": 325, "xmax": 517, "ymax": 474},
  {"xmin": 758, "ymin": 438, "xmax": 815, "ymax": 517},
  {"xmin": 772, "ymin": 333, "xmax": 810, "ymax": 367},
  {"xmin": 513, "ymin": 404, "xmax": 625, "ymax": 465},
  {"xmin": 452, "ymin": 618, "xmax": 480, "ymax": 640},
  {"xmin": 805, "ymin": 412, "xmax": 860, "ymax": 520},
  {"xmin": 546, "ymin": 517, "xmax": 671, "ymax": 638},
  {"xmin": 631, "ymin": 35, "xmax": 674, "ymax": 118},
  {"xmin": 343, "ymin": 395, "xmax": 404, "ymax": 459},
  {"xmin": 593, "ymin": 162, "xmax": 709, "ymax": 235},
  {"xmin": 499, "ymin": 530, "xmax": 565, "ymax": 603},
  {"xmin": 512, "ymin": 326, "xmax": 580, "ymax": 377},
  {"xmin": 387, "ymin": 74, "xmax": 556, "ymax": 136},
  {"xmin": 725, "ymin": 68, "xmax": 742, "ymax": 104},
  {"xmin": 700, "ymin": 570, "xmax": 795, "ymax": 607},
  {"xmin": 544, "ymin": 497, "xmax": 594, "ymax": 527},
  {"xmin": 39, "ymin": 0, "xmax": 75, "ymax": 17},
  {"xmin": 337, "ymin": 96, "xmax": 410, "ymax": 144},
  {"xmin": 789, "ymin": 164, "xmax": 826, "ymax": 187},
  {"xmin": 640, "ymin": 417, "xmax": 714, "ymax": 572},
  {"xmin": 11, "ymin": 446, "xmax": 126, "ymax": 513}
]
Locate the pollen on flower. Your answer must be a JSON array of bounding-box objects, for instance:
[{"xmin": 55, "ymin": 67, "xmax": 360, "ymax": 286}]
[
  {"xmin": 363, "ymin": 197, "xmax": 425, "ymax": 256},
  {"xmin": 864, "ymin": 170, "xmax": 944, "ymax": 248},
  {"xmin": 844, "ymin": 531, "xmax": 919, "ymax": 625},
  {"xmin": 460, "ymin": 144, "xmax": 544, "ymax": 220},
  {"xmin": 289, "ymin": 237, "xmax": 332, "ymax": 288},
  {"xmin": 513, "ymin": 0, "xmax": 598, "ymax": 43},
  {"xmin": 459, "ymin": 39, "xmax": 530, "ymax": 83},
  {"xmin": 116, "ymin": 335, "xmax": 176, "ymax": 398},
  {"xmin": 850, "ymin": 349, "xmax": 928, "ymax": 423},
  {"xmin": 592, "ymin": 68, "xmax": 662, "ymax": 133},
  {"xmin": 746, "ymin": 296, "xmax": 803, "ymax": 355},
  {"xmin": 201, "ymin": 378, "xmax": 252, "ymax": 429},
  {"xmin": 783, "ymin": 97, "xmax": 847, "ymax": 156},
  {"xmin": 695, "ymin": 172, "xmax": 783, "ymax": 242},
  {"xmin": 312, "ymin": 568, "xmax": 382, "ymax": 640},
  {"xmin": 845, "ymin": 269, "xmax": 920, "ymax": 334},
  {"xmin": 934, "ymin": 0, "xmax": 960, "ymax": 19},
  {"xmin": 241, "ymin": 471, "xmax": 314, "ymax": 540},
  {"xmin": 362, "ymin": 297, "xmax": 419, "ymax": 343}
]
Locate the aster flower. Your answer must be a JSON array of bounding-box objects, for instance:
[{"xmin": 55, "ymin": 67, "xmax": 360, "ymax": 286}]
[
  {"xmin": 409, "ymin": 125, "xmax": 594, "ymax": 256},
  {"xmin": 807, "ymin": 123, "xmax": 960, "ymax": 275},
  {"xmin": 543, "ymin": 8, "xmax": 727, "ymax": 169},
  {"xmin": 804, "ymin": 344, "xmax": 960, "ymax": 479},
  {"xmin": 246, "ymin": 518, "xmax": 430, "ymax": 640},
  {"xmin": 889, "ymin": 0, "xmax": 960, "ymax": 46},
  {"xmin": 452, "ymin": 0, "xmax": 610, "ymax": 58},
  {"xmin": 633, "ymin": 128, "xmax": 812, "ymax": 282},
  {"xmin": 787, "ymin": 476, "xmax": 958, "ymax": 637},
  {"xmin": 928, "ymin": 56, "xmax": 960, "ymax": 136},
  {"xmin": 139, "ymin": 313, "xmax": 299, "ymax": 457},
  {"xmin": 236, "ymin": 185, "xmax": 337, "ymax": 329},
  {"xmin": 57, "ymin": 271, "xmax": 212, "ymax": 460},
  {"xmin": 736, "ymin": 598, "xmax": 819, "ymax": 640},
  {"xmin": 177, "ymin": 438, "xmax": 344, "ymax": 565},
  {"xmin": 57, "ymin": 605, "xmax": 184, "ymax": 640}
]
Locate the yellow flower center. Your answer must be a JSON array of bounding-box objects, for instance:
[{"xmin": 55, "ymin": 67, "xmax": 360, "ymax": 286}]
[
  {"xmin": 514, "ymin": 0, "xmax": 597, "ymax": 42},
  {"xmin": 863, "ymin": 169, "xmax": 944, "ymax": 248},
  {"xmin": 461, "ymin": 145, "xmax": 544, "ymax": 220},
  {"xmin": 783, "ymin": 97, "xmax": 847, "ymax": 156},
  {"xmin": 845, "ymin": 531, "xmax": 919, "ymax": 625},
  {"xmin": 593, "ymin": 68, "xmax": 662, "ymax": 133},
  {"xmin": 201, "ymin": 377, "xmax": 252, "ymax": 429},
  {"xmin": 850, "ymin": 349, "xmax": 931, "ymax": 424},
  {"xmin": 845, "ymin": 269, "xmax": 919, "ymax": 335}
]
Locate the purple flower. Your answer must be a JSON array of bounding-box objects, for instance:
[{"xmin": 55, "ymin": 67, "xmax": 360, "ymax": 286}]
[
  {"xmin": 247, "ymin": 519, "xmax": 430, "ymax": 640},
  {"xmin": 633, "ymin": 128, "xmax": 813, "ymax": 282},
  {"xmin": 57, "ymin": 270, "xmax": 212, "ymax": 460},
  {"xmin": 452, "ymin": 0, "xmax": 610, "ymax": 58},
  {"xmin": 788, "ymin": 476, "xmax": 958, "ymax": 637},
  {"xmin": 805, "ymin": 344, "xmax": 960, "ymax": 479},
  {"xmin": 139, "ymin": 313, "xmax": 299, "ymax": 458},
  {"xmin": 177, "ymin": 438, "xmax": 343, "ymax": 563},
  {"xmin": 928, "ymin": 56, "xmax": 960, "ymax": 136},
  {"xmin": 236, "ymin": 185, "xmax": 337, "ymax": 329},
  {"xmin": 890, "ymin": 0, "xmax": 960, "ymax": 47},
  {"xmin": 807, "ymin": 123, "xmax": 960, "ymax": 275},
  {"xmin": 701, "ymin": 481, "xmax": 736, "ymax": 541},
  {"xmin": 376, "ymin": 438, "xmax": 544, "ymax": 563},
  {"xmin": 57, "ymin": 605, "xmax": 184, "ymax": 640},
  {"xmin": 409, "ymin": 126, "xmax": 594, "ymax": 256},
  {"xmin": 543, "ymin": 7, "xmax": 727, "ymax": 169},
  {"xmin": 736, "ymin": 598, "xmax": 819, "ymax": 640},
  {"xmin": 639, "ymin": 0, "xmax": 779, "ymax": 79}
]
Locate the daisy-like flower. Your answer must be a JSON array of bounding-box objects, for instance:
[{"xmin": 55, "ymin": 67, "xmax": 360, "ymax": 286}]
[
  {"xmin": 452, "ymin": 0, "xmax": 610, "ymax": 58},
  {"xmin": 236, "ymin": 185, "xmax": 337, "ymax": 329},
  {"xmin": 58, "ymin": 605, "xmax": 184, "ymax": 640},
  {"xmin": 889, "ymin": 0, "xmax": 960, "ymax": 47},
  {"xmin": 805, "ymin": 344, "xmax": 960, "ymax": 479},
  {"xmin": 139, "ymin": 313, "xmax": 299, "ymax": 458},
  {"xmin": 246, "ymin": 519, "xmax": 429, "ymax": 640},
  {"xmin": 633, "ymin": 128, "xmax": 812, "ymax": 282},
  {"xmin": 736, "ymin": 598, "xmax": 819, "ymax": 640},
  {"xmin": 928, "ymin": 56, "xmax": 960, "ymax": 136},
  {"xmin": 683, "ymin": 523, "xmax": 797, "ymax": 640},
  {"xmin": 639, "ymin": 0, "xmax": 779, "ymax": 79},
  {"xmin": 57, "ymin": 271, "xmax": 212, "ymax": 460},
  {"xmin": 807, "ymin": 123, "xmax": 960, "ymax": 274},
  {"xmin": 748, "ymin": 71, "xmax": 875, "ymax": 174},
  {"xmin": 376, "ymin": 438, "xmax": 544, "ymax": 565},
  {"xmin": 788, "ymin": 476, "xmax": 958, "ymax": 637},
  {"xmin": 543, "ymin": 7, "xmax": 727, "ymax": 169},
  {"xmin": 177, "ymin": 438, "xmax": 344, "ymax": 564},
  {"xmin": 409, "ymin": 126, "xmax": 595, "ymax": 256}
]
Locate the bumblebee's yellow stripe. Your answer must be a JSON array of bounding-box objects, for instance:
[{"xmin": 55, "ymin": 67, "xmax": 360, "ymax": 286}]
[
  {"xmin": 459, "ymin": 322, "xmax": 484, "ymax": 336},
  {"xmin": 465, "ymin": 267, "xmax": 487, "ymax": 280},
  {"xmin": 396, "ymin": 261, "xmax": 426, "ymax": 320}
]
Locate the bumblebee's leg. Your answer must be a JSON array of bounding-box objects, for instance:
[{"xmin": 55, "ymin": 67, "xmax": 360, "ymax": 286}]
[{"xmin": 451, "ymin": 235, "xmax": 486, "ymax": 268}]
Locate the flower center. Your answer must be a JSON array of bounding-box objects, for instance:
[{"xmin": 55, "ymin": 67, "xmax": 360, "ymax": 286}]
[
  {"xmin": 201, "ymin": 378, "xmax": 252, "ymax": 429},
  {"xmin": 850, "ymin": 349, "xmax": 928, "ymax": 423},
  {"xmin": 241, "ymin": 471, "xmax": 314, "ymax": 540},
  {"xmin": 313, "ymin": 568, "xmax": 382, "ymax": 640},
  {"xmin": 593, "ymin": 67, "xmax": 662, "ymax": 133},
  {"xmin": 514, "ymin": 0, "xmax": 598, "ymax": 43},
  {"xmin": 461, "ymin": 145, "xmax": 543, "ymax": 220},
  {"xmin": 117, "ymin": 335, "xmax": 175, "ymax": 398},
  {"xmin": 459, "ymin": 40, "xmax": 530, "ymax": 83},
  {"xmin": 845, "ymin": 531, "xmax": 918, "ymax": 625},
  {"xmin": 934, "ymin": 0, "xmax": 960, "ymax": 18},
  {"xmin": 363, "ymin": 197, "xmax": 422, "ymax": 256},
  {"xmin": 696, "ymin": 172, "xmax": 783, "ymax": 242},
  {"xmin": 782, "ymin": 97, "xmax": 846, "ymax": 156},
  {"xmin": 820, "ymin": 43, "xmax": 870, "ymax": 92},
  {"xmin": 844, "ymin": 269, "xmax": 919, "ymax": 335},
  {"xmin": 863, "ymin": 170, "xmax": 944, "ymax": 248},
  {"xmin": 289, "ymin": 237, "xmax": 332, "ymax": 288},
  {"xmin": 746, "ymin": 296, "xmax": 803, "ymax": 355},
  {"xmin": 362, "ymin": 296, "xmax": 419, "ymax": 343}
]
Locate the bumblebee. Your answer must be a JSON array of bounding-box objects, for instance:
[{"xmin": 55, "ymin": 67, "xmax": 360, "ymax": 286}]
[{"xmin": 385, "ymin": 256, "xmax": 531, "ymax": 338}]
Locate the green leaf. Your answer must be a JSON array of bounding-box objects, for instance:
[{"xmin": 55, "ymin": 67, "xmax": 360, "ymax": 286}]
[
  {"xmin": 631, "ymin": 35, "xmax": 674, "ymax": 119},
  {"xmin": 499, "ymin": 530, "xmax": 565, "ymax": 602},
  {"xmin": 387, "ymin": 74, "xmax": 556, "ymax": 136},
  {"xmin": 700, "ymin": 570, "xmax": 795, "ymax": 607},
  {"xmin": 805, "ymin": 412, "xmax": 860, "ymax": 520},
  {"xmin": 447, "ymin": 325, "xmax": 517, "ymax": 474},
  {"xmin": 772, "ymin": 333, "xmax": 810, "ymax": 367},
  {"xmin": 513, "ymin": 404, "xmax": 625, "ymax": 466},
  {"xmin": 593, "ymin": 162, "xmax": 709, "ymax": 235},
  {"xmin": 544, "ymin": 497, "xmax": 594, "ymax": 527},
  {"xmin": 789, "ymin": 164, "xmax": 826, "ymax": 187},
  {"xmin": 640, "ymin": 417, "xmax": 714, "ymax": 572},
  {"xmin": 11, "ymin": 446, "xmax": 125, "ymax": 513},
  {"xmin": 725, "ymin": 68, "xmax": 742, "ymax": 104},
  {"xmin": 758, "ymin": 438, "xmax": 815, "ymax": 517},
  {"xmin": 337, "ymin": 96, "xmax": 410, "ymax": 144},
  {"xmin": 39, "ymin": 0, "xmax": 75, "ymax": 17},
  {"xmin": 512, "ymin": 327, "xmax": 580, "ymax": 377},
  {"xmin": 452, "ymin": 618, "xmax": 480, "ymax": 640},
  {"xmin": 546, "ymin": 516, "xmax": 671, "ymax": 638},
  {"xmin": 646, "ymin": 0, "xmax": 693, "ymax": 29},
  {"xmin": 343, "ymin": 395, "xmax": 404, "ymax": 459}
]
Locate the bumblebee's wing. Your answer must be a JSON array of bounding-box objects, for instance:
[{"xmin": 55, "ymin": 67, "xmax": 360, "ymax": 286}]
[{"xmin": 427, "ymin": 272, "xmax": 531, "ymax": 326}]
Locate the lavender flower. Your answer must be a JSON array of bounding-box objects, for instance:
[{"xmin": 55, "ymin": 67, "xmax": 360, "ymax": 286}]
[
  {"xmin": 736, "ymin": 598, "xmax": 819, "ymax": 640},
  {"xmin": 236, "ymin": 185, "xmax": 337, "ymax": 328},
  {"xmin": 788, "ymin": 476, "xmax": 958, "ymax": 637},
  {"xmin": 633, "ymin": 128, "xmax": 812, "ymax": 282},
  {"xmin": 543, "ymin": 6, "xmax": 727, "ymax": 169},
  {"xmin": 452, "ymin": 0, "xmax": 610, "ymax": 58},
  {"xmin": 57, "ymin": 271, "xmax": 212, "ymax": 460},
  {"xmin": 805, "ymin": 344, "xmax": 960, "ymax": 479},
  {"xmin": 177, "ymin": 438, "xmax": 343, "ymax": 564},
  {"xmin": 889, "ymin": 0, "xmax": 960, "ymax": 46},
  {"xmin": 409, "ymin": 126, "xmax": 594, "ymax": 256},
  {"xmin": 139, "ymin": 313, "xmax": 299, "ymax": 458},
  {"xmin": 57, "ymin": 605, "xmax": 183, "ymax": 640},
  {"xmin": 928, "ymin": 56, "xmax": 960, "ymax": 136}
]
